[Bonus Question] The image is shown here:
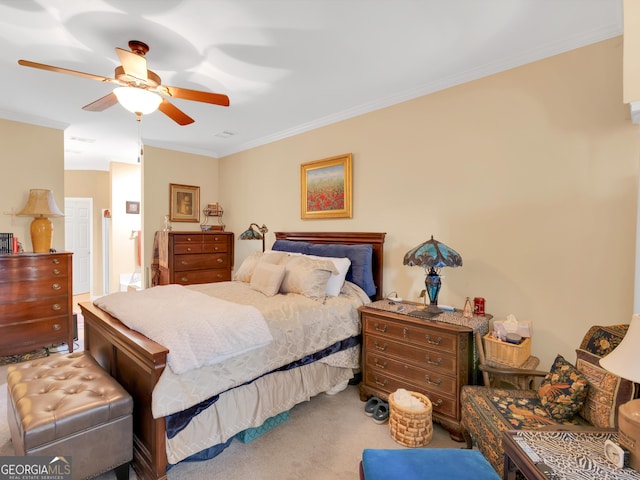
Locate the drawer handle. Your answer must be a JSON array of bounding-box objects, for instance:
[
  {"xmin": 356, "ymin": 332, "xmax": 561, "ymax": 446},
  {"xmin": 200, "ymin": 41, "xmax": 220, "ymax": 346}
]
[
  {"xmin": 425, "ymin": 355, "xmax": 442, "ymax": 366},
  {"xmin": 432, "ymin": 398, "xmax": 444, "ymax": 407},
  {"xmin": 187, "ymin": 247, "xmax": 192, "ymax": 252},
  {"xmin": 424, "ymin": 375, "xmax": 442, "ymax": 386},
  {"xmin": 216, "ymin": 273, "xmax": 223, "ymax": 278},
  {"xmin": 216, "ymin": 258, "xmax": 224, "ymax": 263},
  {"xmin": 52, "ymin": 323, "xmax": 61, "ymax": 331},
  {"xmin": 181, "ymin": 276, "xmax": 189, "ymax": 282},
  {"xmin": 52, "ymin": 304, "xmax": 62, "ymax": 311},
  {"xmin": 214, "ymin": 246, "xmax": 220, "ymax": 251},
  {"xmin": 373, "ymin": 323, "xmax": 388, "ymax": 333},
  {"xmin": 187, "ymin": 237, "xmax": 192, "ymax": 241},
  {"xmin": 373, "ymin": 359, "xmax": 387, "ymax": 369},
  {"xmin": 52, "ymin": 268, "xmax": 61, "ymax": 275},
  {"xmin": 51, "ymin": 283, "xmax": 61, "ymax": 290},
  {"xmin": 181, "ymin": 261, "xmax": 189, "ymax": 266},
  {"xmin": 374, "ymin": 377, "xmax": 388, "ymax": 388},
  {"xmin": 425, "ymin": 334, "xmax": 442, "ymax": 345},
  {"xmin": 52, "ymin": 258, "xmax": 60, "ymax": 265},
  {"xmin": 373, "ymin": 341, "xmax": 388, "ymax": 351},
  {"xmin": 214, "ymin": 236, "xmax": 220, "ymax": 241}
]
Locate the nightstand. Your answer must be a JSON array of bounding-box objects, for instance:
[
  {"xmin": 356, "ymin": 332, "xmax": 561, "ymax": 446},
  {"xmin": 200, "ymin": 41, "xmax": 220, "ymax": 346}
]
[{"xmin": 359, "ymin": 301, "xmax": 490, "ymax": 441}]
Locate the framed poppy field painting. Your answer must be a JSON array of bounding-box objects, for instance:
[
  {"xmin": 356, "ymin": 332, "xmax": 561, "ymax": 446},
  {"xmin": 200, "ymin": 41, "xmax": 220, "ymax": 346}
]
[{"xmin": 301, "ymin": 153, "xmax": 352, "ymax": 219}]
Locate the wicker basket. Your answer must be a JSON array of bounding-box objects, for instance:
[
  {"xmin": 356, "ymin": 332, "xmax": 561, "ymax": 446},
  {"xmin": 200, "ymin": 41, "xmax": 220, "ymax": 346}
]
[
  {"xmin": 388, "ymin": 391, "xmax": 433, "ymax": 448},
  {"xmin": 483, "ymin": 334, "xmax": 531, "ymax": 367}
]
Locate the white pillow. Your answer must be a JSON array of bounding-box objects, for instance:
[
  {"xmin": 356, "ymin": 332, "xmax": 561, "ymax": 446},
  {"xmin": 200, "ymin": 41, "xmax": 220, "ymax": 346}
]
[
  {"xmin": 281, "ymin": 252, "xmax": 351, "ymax": 296},
  {"xmin": 280, "ymin": 256, "xmax": 337, "ymax": 299},
  {"xmin": 312, "ymin": 255, "xmax": 350, "ymax": 296},
  {"xmin": 250, "ymin": 263, "xmax": 286, "ymax": 297},
  {"xmin": 233, "ymin": 251, "xmax": 262, "ymax": 282}
]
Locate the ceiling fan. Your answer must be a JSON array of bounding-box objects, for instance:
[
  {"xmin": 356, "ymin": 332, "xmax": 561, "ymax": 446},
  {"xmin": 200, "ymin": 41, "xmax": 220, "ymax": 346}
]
[{"xmin": 18, "ymin": 40, "xmax": 230, "ymax": 125}]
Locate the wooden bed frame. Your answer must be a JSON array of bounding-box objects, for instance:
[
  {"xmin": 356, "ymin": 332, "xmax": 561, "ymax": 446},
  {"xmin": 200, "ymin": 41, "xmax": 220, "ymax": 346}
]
[{"xmin": 79, "ymin": 231, "xmax": 386, "ymax": 480}]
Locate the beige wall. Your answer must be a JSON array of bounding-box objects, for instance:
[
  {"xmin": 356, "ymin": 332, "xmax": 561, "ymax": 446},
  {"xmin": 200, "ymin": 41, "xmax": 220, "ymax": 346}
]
[
  {"xmin": 0, "ymin": 119, "xmax": 65, "ymax": 252},
  {"xmin": 142, "ymin": 145, "xmax": 220, "ymax": 286},
  {"xmin": 64, "ymin": 169, "xmax": 110, "ymax": 296},
  {"xmin": 219, "ymin": 37, "xmax": 640, "ymax": 370}
]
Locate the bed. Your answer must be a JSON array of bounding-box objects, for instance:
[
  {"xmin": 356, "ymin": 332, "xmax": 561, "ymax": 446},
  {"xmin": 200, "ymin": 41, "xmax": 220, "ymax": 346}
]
[{"xmin": 79, "ymin": 231, "xmax": 386, "ymax": 480}]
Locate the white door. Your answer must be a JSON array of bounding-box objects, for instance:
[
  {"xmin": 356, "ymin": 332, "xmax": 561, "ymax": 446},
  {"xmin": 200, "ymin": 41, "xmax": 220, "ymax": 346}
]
[{"xmin": 64, "ymin": 197, "xmax": 92, "ymax": 295}]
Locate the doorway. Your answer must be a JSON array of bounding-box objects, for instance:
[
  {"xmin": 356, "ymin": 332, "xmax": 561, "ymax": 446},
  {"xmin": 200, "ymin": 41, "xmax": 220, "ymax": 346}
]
[{"xmin": 64, "ymin": 197, "xmax": 92, "ymax": 295}]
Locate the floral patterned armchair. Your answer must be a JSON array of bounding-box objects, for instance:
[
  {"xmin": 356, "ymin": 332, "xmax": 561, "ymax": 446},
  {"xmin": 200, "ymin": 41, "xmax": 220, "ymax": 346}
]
[{"xmin": 460, "ymin": 324, "xmax": 638, "ymax": 477}]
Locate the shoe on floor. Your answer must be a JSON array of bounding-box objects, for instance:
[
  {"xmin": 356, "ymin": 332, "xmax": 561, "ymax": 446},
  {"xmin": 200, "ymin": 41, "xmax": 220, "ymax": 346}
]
[
  {"xmin": 372, "ymin": 402, "xmax": 389, "ymax": 424},
  {"xmin": 364, "ymin": 397, "xmax": 382, "ymax": 416}
]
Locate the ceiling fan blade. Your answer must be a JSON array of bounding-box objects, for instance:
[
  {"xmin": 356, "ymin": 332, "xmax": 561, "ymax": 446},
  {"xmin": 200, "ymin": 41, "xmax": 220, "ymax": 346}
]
[
  {"xmin": 159, "ymin": 85, "xmax": 230, "ymax": 107},
  {"xmin": 116, "ymin": 47, "xmax": 148, "ymax": 81},
  {"xmin": 158, "ymin": 99, "xmax": 195, "ymax": 125},
  {"xmin": 82, "ymin": 93, "xmax": 119, "ymax": 112},
  {"xmin": 18, "ymin": 59, "xmax": 119, "ymax": 84}
]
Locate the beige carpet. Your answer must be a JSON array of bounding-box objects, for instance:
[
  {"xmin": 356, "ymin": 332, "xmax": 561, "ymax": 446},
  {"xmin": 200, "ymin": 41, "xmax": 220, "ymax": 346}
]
[{"xmin": 0, "ymin": 316, "xmax": 465, "ymax": 479}]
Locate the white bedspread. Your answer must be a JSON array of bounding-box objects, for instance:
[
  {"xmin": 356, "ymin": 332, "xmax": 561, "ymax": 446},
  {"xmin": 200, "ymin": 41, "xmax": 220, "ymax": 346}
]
[
  {"xmin": 151, "ymin": 280, "xmax": 370, "ymax": 418},
  {"xmin": 93, "ymin": 284, "xmax": 273, "ymax": 375}
]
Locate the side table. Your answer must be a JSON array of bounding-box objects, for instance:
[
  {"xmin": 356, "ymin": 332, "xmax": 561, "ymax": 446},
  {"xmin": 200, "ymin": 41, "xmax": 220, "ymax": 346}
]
[{"xmin": 502, "ymin": 429, "xmax": 640, "ymax": 480}]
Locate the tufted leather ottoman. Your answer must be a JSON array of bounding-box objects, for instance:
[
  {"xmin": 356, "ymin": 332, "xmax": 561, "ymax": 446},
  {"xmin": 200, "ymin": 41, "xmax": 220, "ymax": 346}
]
[{"xmin": 7, "ymin": 351, "xmax": 133, "ymax": 480}]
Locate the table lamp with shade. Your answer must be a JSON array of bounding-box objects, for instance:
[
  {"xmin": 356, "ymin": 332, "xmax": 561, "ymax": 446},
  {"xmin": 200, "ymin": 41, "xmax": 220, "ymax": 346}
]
[
  {"xmin": 599, "ymin": 314, "xmax": 640, "ymax": 470},
  {"xmin": 17, "ymin": 189, "xmax": 64, "ymax": 253},
  {"xmin": 403, "ymin": 235, "xmax": 462, "ymax": 317}
]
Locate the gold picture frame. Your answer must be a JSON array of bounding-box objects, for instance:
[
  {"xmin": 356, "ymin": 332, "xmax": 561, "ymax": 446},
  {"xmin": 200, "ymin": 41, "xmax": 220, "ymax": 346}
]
[
  {"xmin": 301, "ymin": 153, "xmax": 352, "ymax": 219},
  {"xmin": 169, "ymin": 183, "xmax": 200, "ymax": 222}
]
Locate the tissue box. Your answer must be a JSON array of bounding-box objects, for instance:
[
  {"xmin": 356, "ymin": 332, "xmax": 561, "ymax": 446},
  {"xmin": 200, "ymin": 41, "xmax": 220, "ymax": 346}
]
[
  {"xmin": 483, "ymin": 334, "xmax": 531, "ymax": 367},
  {"xmin": 493, "ymin": 319, "xmax": 532, "ymax": 338},
  {"xmin": 235, "ymin": 410, "xmax": 290, "ymax": 443}
]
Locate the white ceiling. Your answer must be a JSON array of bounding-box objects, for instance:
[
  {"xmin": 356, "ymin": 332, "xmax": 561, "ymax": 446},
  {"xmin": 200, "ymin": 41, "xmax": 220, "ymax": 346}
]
[{"xmin": 0, "ymin": 0, "xmax": 623, "ymax": 170}]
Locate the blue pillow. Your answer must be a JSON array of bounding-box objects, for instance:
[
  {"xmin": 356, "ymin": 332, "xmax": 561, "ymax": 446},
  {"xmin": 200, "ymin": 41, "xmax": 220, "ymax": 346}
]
[{"xmin": 272, "ymin": 240, "xmax": 376, "ymax": 297}]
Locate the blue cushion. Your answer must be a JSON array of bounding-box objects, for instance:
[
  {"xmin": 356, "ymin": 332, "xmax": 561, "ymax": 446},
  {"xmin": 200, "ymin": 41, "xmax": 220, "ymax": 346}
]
[
  {"xmin": 361, "ymin": 449, "xmax": 500, "ymax": 480},
  {"xmin": 272, "ymin": 240, "xmax": 376, "ymax": 297}
]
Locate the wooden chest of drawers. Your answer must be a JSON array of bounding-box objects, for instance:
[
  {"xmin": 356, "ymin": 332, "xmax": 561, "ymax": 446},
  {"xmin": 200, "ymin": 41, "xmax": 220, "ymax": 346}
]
[
  {"xmin": 0, "ymin": 252, "xmax": 74, "ymax": 356},
  {"xmin": 359, "ymin": 304, "xmax": 473, "ymax": 441},
  {"xmin": 154, "ymin": 231, "xmax": 234, "ymax": 286}
]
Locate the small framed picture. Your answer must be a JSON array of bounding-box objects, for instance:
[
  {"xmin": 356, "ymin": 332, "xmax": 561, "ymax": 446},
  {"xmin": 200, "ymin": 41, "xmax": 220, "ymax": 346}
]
[
  {"xmin": 169, "ymin": 184, "xmax": 200, "ymax": 222},
  {"xmin": 126, "ymin": 201, "xmax": 140, "ymax": 214},
  {"xmin": 301, "ymin": 153, "xmax": 352, "ymax": 219}
]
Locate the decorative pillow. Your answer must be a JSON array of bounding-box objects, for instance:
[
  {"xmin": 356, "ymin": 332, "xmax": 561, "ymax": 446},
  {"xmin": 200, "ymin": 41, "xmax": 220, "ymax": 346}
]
[
  {"xmin": 233, "ymin": 251, "xmax": 262, "ymax": 282},
  {"xmin": 537, "ymin": 354, "xmax": 589, "ymax": 421},
  {"xmin": 285, "ymin": 253, "xmax": 351, "ymax": 296},
  {"xmin": 272, "ymin": 240, "xmax": 376, "ymax": 297},
  {"xmin": 280, "ymin": 255, "xmax": 337, "ymax": 299},
  {"xmin": 576, "ymin": 349, "xmax": 636, "ymax": 427},
  {"xmin": 250, "ymin": 263, "xmax": 286, "ymax": 297}
]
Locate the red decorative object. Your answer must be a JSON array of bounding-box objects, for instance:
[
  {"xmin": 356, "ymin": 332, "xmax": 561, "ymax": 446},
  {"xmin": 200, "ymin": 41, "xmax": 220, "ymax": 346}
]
[{"xmin": 474, "ymin": 297, "xmax": 485, "ymax": 316}]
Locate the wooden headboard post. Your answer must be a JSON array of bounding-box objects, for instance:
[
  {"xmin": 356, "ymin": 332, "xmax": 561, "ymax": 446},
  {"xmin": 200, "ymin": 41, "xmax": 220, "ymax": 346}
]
[{"xmin": 273, "ymin": 232, "xmax": 386, "ymax": 300}]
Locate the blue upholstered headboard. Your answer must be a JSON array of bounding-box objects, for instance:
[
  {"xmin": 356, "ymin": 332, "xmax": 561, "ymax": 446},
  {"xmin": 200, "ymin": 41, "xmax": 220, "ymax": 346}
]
[{"xmin": 273, "ymin": 232, "xmax": 386, "ymax": 300}]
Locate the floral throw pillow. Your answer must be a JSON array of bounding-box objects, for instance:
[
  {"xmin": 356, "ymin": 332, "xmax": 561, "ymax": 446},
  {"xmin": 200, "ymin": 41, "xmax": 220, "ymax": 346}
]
[{"xmin": 536, "ymin": 354, "xmax": 589, "ymax": 421}]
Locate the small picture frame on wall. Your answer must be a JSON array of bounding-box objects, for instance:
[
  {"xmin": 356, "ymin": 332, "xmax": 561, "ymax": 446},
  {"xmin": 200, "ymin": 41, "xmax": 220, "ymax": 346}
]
[
  {"xmin": 126, "ymin": 201, "xmax": 140, "ymax": 214},
  {"xmin": 301, "ymin": 153, "xmax": 352, "ymax": 219},
  {"xmin": 169, "ymin": 183, "xmax": 200, "ymax": 222}
]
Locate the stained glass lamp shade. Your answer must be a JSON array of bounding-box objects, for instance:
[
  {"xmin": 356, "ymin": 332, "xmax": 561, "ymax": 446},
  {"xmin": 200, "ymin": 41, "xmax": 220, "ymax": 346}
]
[
  {"xmin": 403, "ymin": 235, "xmax": 463, "ymax": 310},
  {"xmin": 239, "ymin": 223, "xmax": 268, "ymax": 252}
]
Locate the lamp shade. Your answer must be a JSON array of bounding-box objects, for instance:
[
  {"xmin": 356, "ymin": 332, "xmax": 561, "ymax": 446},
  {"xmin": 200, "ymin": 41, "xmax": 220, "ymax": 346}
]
[
  {"xmin": 403, "ymin": 235, "xmax": 463, "ymax": 270},
  {"xmin": 17, "ymin": 189, "xmax": 63, "ymax": 217},
  {"xmin": 600, "ymin": 314, "xmax": 640, "ymax": 383},
  {"xmin": 239, "ymin": 223, "xmax": 268, "ymax": 252},
  {"xmin": 113, "ymin": 87, "xmax": 162, "ymax": 115}
]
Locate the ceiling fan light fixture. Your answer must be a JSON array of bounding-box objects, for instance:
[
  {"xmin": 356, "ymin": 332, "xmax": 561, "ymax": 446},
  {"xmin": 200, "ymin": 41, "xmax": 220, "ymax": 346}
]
[{"xmin": 113, "ymin": 86, "xmax": 162, "ymax": 115}]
